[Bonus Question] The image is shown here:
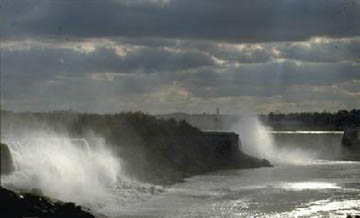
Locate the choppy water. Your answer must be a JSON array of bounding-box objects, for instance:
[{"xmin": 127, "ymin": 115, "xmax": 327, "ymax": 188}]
[{"xmin": 113, "ymin": 160, "xmax": 360, "ymax": 218}]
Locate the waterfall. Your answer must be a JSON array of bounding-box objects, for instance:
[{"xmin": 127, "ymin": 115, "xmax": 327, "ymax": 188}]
[
  {"xmin": 1, "ymin": 131, "xmax": 121, "ymax": 208},
  {"xmin": 231, "ymin": 116, "xmax": 343, "ymax": 164}
]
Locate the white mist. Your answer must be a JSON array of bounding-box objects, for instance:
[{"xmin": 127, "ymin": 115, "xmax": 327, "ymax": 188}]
[
  {"xmin": 232, "ymin": 115, "xmax": 317, "ymax": 164},
  {"xmin": 1, "ymin": 130, "xmax": 121, "ymax": 207}
]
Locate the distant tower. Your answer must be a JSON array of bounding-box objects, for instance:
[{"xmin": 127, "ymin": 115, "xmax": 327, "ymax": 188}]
[{"xmin": 215, "ymin": 108, "xmax": 220, "ymax": 130}]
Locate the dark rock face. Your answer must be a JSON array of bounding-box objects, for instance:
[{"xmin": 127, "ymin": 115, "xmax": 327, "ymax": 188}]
[
  {"xmin": 1, "ymin": 143, "xmax": 15, "ymax": 175},
  {"xmin": 342, "ymin": 128, "xmax": 360, "ymax": 160},
  {"xmin": 199, "ymin": 131, "xmax": 271, "ymax": 168},
  {"xmin": 0, "ymin": 186, "xmax": 95, "ymax": 218},
  {"xmin": 165, "ymin": 131, "xmax": 271, "ymax": 176},
  {"xmin": 342, "ymin": 128, "xmax": 360, "ymax": 149},
  {"xmin": 126, "ymin": 130, "xmax": 271, "ymax": 185},
  {"xmin": 200, "ymin": 131, "xmax": 241, "ymax": 165},
  {"xmin": 346, "ymin": 215, "xmax": 360, "ymax": 218}
]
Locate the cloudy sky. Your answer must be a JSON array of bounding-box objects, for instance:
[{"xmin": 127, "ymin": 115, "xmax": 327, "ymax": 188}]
[{"xmin": 1, "ymin": 0, "xmax": 360, "ymax": 114}]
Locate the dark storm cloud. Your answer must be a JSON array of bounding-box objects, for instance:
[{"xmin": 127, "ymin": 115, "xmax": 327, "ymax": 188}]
[
  {"xmin": 279, "ymin": 38, "xmax": 360, "ymax": 63},
  {"xmin": 2, "ymin": 43, "xmax": 359, "ymax": 100},
  {"xmin": 119, "ymin": 38, "xmax": 273, "ymax": 63},
  {"xmin": 183, "ymin": 61, "xmax": 360, "ymax": 98},
  {"xmin": 1, "ymin": 69, "xmax": 167, "ymax": 112},
  {"xmin": 213, "ymin": 48, "xmax": 271, "ymax": 63},
  {"xmin": 1, "ymin": 46, "xmax": 214, "ymax": 75},
  {"xmin": 2, "ymin": 58, "xmax": 360, "ymax": 112},
  {"xmin": 1, "ymin": 0, "xmax": 359, "ymax": 42},
  {"xmin": 1, "ymin": 0, "xmax": 360, "ymax": 113},
  {"xmin": 118, "ymin": 37, "xmax": 360, "ymax": 64}
]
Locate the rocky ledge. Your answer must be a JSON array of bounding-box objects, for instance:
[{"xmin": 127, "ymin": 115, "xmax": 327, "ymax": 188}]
[
  {"xmin": 342, "ymin": 128, "xmax": 360, "ymax": 160},
  {"xmin": 0, "ymin": 186, "xmax": 95, "ymax": 218}
]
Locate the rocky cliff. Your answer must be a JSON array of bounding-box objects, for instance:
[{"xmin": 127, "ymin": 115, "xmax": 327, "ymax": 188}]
[
  {"xmin": 115, "ymin": 127, "xmax": 271, "ymax": 185},
  {"xmin": 0, "ymin": 186, "xmax": 95, "ymax": 218},
  {"xmin": 0, "ymin": 111, "xmax": 271, "ymax": 185},
  {"xmin": 342, "ymin": 128, "xmax": 360, "ymax": 160},
  {"xmin": 1, "ymin": 143, "xmax": 15, "ymax": 175}
]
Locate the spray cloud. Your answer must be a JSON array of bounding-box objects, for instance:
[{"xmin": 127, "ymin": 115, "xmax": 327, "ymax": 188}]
[
  {"xmin": 1, "ymin": 129, "xmax": 121, "ymax": 207},
  {"xmin": 232, "ymin": 115, "xmax": 317, "ymax": 164}
]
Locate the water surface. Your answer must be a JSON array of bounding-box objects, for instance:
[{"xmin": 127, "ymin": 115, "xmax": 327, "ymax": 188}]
[{"xmin": 113, "ymin": 160, "xmax": 360, "ymax": 218}]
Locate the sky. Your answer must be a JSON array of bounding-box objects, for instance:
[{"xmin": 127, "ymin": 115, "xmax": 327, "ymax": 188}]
[{"xmin": 1, "ymin": 0, "xmax": 360, "ymax": 114}]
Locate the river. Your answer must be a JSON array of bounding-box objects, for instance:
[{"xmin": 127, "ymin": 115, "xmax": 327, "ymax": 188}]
[{"xmin": 112, "ymin": 160, "xmax": 360, "ymax": 218}]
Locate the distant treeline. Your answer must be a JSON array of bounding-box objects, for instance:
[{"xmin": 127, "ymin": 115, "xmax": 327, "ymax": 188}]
[
  {"xmin": 158, "ymin": 109, "xmax": 360, "ymax": 131},
  {"xmin": 261, "ymin": 109, "xmax": 360, "ymax": 131}
]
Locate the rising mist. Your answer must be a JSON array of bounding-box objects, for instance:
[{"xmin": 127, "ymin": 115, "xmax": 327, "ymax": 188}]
[
  {"xmin": 1, "ymin": 130, "xmax": 121, "ymax": 207},
  {"xmin": 232, "ymin": 115, "xmax": 319, "ymax": 164}
]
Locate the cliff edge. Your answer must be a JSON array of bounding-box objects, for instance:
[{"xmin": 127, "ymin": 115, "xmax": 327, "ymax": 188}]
[
  {"xmin": 342, "ymin": 128, "xmax": 360, "ymax": 160},
  {"xmin": 1, "ymin": 143, "xmax": 15, "ymax": 175},
  {"xmin": 0, "ymin": 186, "xmax": 95, "ymax": 218}
]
